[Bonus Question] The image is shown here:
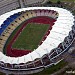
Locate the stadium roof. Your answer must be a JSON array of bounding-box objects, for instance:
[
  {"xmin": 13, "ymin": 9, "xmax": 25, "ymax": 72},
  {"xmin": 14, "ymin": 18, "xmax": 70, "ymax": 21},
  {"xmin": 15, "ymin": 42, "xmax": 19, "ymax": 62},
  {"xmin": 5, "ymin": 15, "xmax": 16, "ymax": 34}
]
[{"xmin": 0, "ymin": 7, "xmax": 74, "ymax": 64}]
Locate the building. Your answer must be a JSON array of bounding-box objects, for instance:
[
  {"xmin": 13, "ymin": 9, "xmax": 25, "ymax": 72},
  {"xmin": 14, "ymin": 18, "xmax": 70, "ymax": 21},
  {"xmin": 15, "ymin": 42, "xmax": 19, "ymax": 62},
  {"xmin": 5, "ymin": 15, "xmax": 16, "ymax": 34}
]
[{"xmin": 0, "ymin": 0, "xmax": 47, "ymax": 15}]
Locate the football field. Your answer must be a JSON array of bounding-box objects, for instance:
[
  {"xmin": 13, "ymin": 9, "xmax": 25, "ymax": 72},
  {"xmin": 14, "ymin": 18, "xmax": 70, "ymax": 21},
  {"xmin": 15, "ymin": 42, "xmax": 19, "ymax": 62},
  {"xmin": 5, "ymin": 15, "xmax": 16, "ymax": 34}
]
[{"xmin": 12, "ymin": 23, "xmax": 50, "ymax": 50}]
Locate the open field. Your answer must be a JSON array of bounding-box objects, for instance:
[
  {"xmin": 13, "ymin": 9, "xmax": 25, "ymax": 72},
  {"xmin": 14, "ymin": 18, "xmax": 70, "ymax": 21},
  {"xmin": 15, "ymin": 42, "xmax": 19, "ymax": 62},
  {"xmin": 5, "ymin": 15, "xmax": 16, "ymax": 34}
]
[{"xmin": 12, "ymin": 23, "xmax": 49, "ymax": 50}]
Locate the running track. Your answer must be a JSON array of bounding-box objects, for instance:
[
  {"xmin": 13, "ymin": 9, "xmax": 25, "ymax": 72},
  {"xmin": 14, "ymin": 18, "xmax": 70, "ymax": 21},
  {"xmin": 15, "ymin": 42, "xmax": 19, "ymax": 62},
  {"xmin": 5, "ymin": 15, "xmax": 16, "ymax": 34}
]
[{"xmin": 6, "ymin": 16, "xmax": 56, "ymax": 57}]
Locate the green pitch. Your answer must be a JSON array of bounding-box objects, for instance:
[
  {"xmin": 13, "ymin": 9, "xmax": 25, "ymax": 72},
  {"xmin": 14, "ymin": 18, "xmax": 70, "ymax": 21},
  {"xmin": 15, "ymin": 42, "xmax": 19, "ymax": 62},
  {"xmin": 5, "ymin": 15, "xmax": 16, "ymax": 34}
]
[{"xmin": 12, "ymin": 23, "xmax": 50, "ymax": 50}]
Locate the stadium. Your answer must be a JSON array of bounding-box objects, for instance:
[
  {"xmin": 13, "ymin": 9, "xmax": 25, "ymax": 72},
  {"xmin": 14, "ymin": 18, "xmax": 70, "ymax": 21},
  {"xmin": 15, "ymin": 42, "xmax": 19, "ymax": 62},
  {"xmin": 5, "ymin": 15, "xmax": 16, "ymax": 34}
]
[{"xmin": 0, "ymin": 6, "xmax": 75, "ymax": 75}]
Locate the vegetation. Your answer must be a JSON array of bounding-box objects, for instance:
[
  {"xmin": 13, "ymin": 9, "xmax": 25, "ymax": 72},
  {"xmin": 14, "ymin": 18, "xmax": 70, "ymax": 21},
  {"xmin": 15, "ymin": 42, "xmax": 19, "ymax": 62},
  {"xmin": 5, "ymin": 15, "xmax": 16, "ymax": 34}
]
[
  {"xmin": 12, "ymin": 23, "xmax": 49, "ymax": 50},
  {"xmin": 32, "ymin": 60, "xmax": 67, "ymax": 75}
]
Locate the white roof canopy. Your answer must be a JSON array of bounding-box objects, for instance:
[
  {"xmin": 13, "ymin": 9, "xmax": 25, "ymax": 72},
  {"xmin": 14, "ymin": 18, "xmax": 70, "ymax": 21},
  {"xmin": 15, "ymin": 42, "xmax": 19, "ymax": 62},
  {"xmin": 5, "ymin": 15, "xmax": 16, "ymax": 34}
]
[{"xmin": 0, "ymin": 7, "xmax": 74, "ymax": 64}]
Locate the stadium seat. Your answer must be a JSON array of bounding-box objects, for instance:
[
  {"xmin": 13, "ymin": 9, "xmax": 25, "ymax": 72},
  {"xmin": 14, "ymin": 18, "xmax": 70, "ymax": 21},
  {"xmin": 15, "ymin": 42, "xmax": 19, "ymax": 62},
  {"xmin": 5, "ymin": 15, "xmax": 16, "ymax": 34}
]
[
  {"xmin": 1, "ymin": 36, "xmax": 8, "ymax": 41},
  {"xmin": 1, "ymin": 24, "xmax": 7, "ymax": 29},
  {"xmin": 0, "ymin": 28, "xmax": 4, "ymax": 35},
  {"xmin": 5, "ymin": 28, "xmax": 13, "ymax": 33},
  {"xmin": 2, "ymin": 32, "xmax": 10, "ymax": 37},
  {"xmin": 31, "ymin": 11, "xmax": 37, "ymax": 17},
  {"xmin": 8, "ymin": 25, "xmax": 16, "ymax": 30},
  {"xmin": 10, "ymin": 15, "xmax": 16, "ymax": 20},
  {"xmin": 23, "ymin": 13, "xmax": 29, "ymax": 20},
  {"xmin": 0, "ymin": 39, "xmax": 5, "ymax": 44},
  {"xmin": 19, "ymin": 16, "xmax": 25, "ymax": 22},
  {"xmin": 21, "ymin": 14, "xmax": 26, "ymax": 19},
  {"xmin": 0, "ymin": 41, "xmax": 5, "ymax": 45},
  {"xmin": 11, "ymin": 21, "xmax": 19, "ymax": 26},
  {"xmin": 36, "ymin": 10, "xmax": 41, "ymax": 16},
  {"xmin": 7, "ymin": 17, "xmax": 13, "ymax": 22},
  {"xmin": 48, "ymin": 10, "xmax": 52, "ymax": 17},
  {"xmin": 0, "ymin": 44, "xmax": 4, "ymax": 49},
  {"xmin": 6, "ymin": 27, "xmax": 12, "ymax": 31},
  {"xmin": 15, "ymin": 18, "xmax": 22, "ymax": 24},
  {"xmin": 51, "ymin": 12, "xmax": 57, "ymax": 19},
  {"xmin": 10, "ymin": 13, "xmax": 21, "ymax": 20},
  {"xmin": 27, "ymin": 12, "xmax": 33, "ymax": 18},
  {"xmin": 40, "ymin": 10, "xmax": 45, "ymax": 16},
  {"xmin": 11, "ymin": 24, "xmax": 18, "ymax": 28},
  {"xmin": 53, "ymin": 12, "xmax": 59, "ymax": 19},
  {"xmin": 44, "ymin": 10, "xmax": 49, "ymax": 16},
  {"xmin": 3, "ymin": 20, "xmax": 10, "ymax": 26}
]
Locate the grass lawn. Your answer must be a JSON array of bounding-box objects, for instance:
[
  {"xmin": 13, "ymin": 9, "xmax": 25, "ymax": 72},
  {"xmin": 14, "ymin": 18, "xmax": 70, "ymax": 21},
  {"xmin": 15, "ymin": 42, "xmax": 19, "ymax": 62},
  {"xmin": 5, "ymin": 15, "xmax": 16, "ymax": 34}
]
[
  {"xmin": 32, "ymin": 60, "xmax": 67, "ymax": 75},
  {"xmin": 12, "ymin": 23, "xmax": 49, "ymax": 50}
]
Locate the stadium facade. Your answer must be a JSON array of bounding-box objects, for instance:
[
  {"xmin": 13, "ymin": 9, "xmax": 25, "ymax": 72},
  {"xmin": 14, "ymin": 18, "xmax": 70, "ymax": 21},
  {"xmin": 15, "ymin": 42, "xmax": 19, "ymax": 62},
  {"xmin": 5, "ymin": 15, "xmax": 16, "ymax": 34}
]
[{"xmin": 0, "ymin": 7, "xmax": 75, "ymax": 75}]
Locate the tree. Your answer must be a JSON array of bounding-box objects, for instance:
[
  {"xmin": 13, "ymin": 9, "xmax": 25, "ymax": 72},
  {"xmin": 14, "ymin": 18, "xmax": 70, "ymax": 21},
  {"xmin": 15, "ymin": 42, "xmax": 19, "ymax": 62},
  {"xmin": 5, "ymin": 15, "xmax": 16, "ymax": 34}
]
[
  {"xmin": 57, "ymin": 0, "xmax": 61, "ymax": 4},
  {"xmin": 47, "ymin": 1, "xmax": 52, "ymax": 4}
]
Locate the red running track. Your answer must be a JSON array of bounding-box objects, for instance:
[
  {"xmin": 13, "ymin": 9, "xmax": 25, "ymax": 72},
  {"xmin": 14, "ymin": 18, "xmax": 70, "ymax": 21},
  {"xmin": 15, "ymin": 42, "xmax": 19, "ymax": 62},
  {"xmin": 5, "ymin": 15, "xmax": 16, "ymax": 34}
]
[{"xmin": 6, "ymin": 16, "xmax": 56, "ymax": 57}]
